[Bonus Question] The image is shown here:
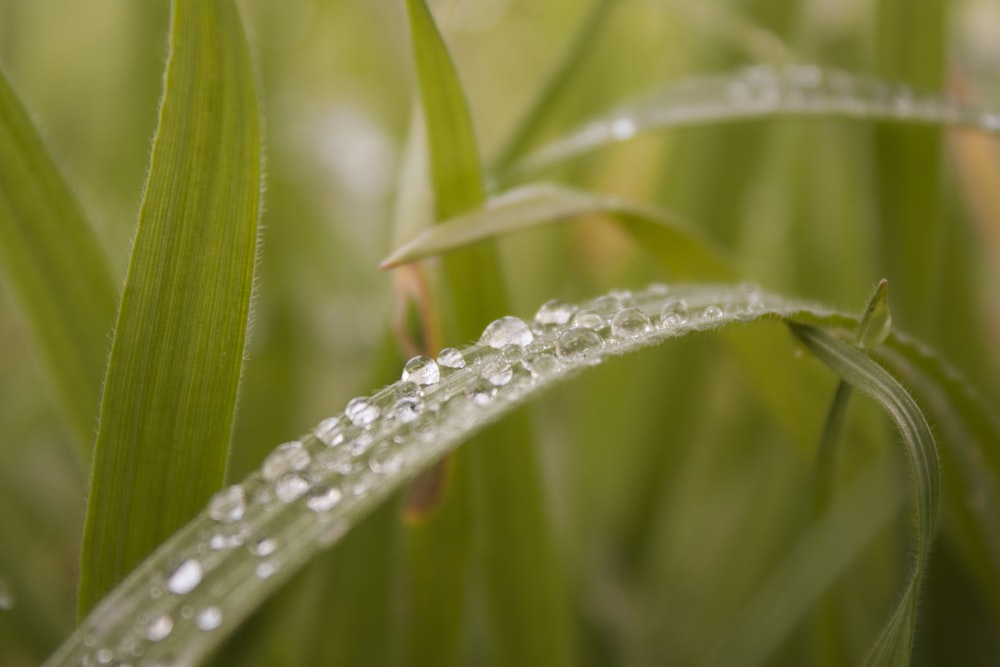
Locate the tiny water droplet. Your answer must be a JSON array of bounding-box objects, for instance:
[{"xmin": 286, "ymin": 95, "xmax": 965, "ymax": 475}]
[
  {"xmin": 571, "ymin": 309, "xmax": 604, "ymax": 329},
  {"xmin": 262, "ymin": 441, "xmax": 310, "ymax": 482},
  {"xmin": 305, "ymin": 485, "xmax": 342, "ymax": 512},
  {"xmin": 523, "ymin": 353, "xmax": 559, "ymax": 378},
  {"xmin": 249, "ymin": 537, "xmax": 276, "ymax": 557},
  {"xmin": 700, "ymin": 305, "xmax": 724, "ymax": 322},
  {"xmin": 165, "ymin": 558, "xmax": 203, "ymax": 595},
  {"xmin": 501, "ymin": 344, "xmax": 525, "ymax": 363},
  {"xmin": 256, "ymin": 561, "xmax": 279, "ymax": 580},
  {"xmin": 481, "ymin": 316, "xmax": 533, "ymax": 349},
  {"xmin": 659, "ymin": 299, "xmax": 689, "ymax": 328},
  {"xmin": 590, "ymin": 295, "xmax": 623, "ymax": 317},
  {"xmin": 402, "ymin": 356, "xmax": 440, "ymax": 386},
  {"xmin": 345, "ymin": 397, "xmax": 380, "ymax": 427},
  {"xmin": 534, "ymin": 299, "xmax": 575, "ymax": 326},
  {"xmin": 482, "ymin": 360, "xmax": 513, "ymax": 387},
  {"xmin": 94, "ymin": 648, "xmax": 114, "ymax": 664},
  {"xmin": 314, "ymin": 417, "xmax": 342, "ymax": 446},
  {"xmin": 146, "ymin": 615, "xmax": 173, "ymax": 642},
  {"xmin": 208, "ymin": 485, "xmax": 246, "ymax": 524},
  {"xmin": 556, "ymin": 328, "xmax": 604, "ymax": 362},
  {"xmin": 275, "ymin": 473, "xmax": 310, "ymax": 503},
  {"xmin": 196, "ymin": 607, "xmax": 223, "ymax": 632},
  {"xmin": 395, "ymin": 381, "xmax": 420, "ymax": 400},
  {"xmin": 437, "ymin": 347, "xmax": 466, "ymax": 369},
  {"xmin": 466, "ymin": 377, "xmax": 497, "ymax": 405},
  {"xmin": 611, "ymin": 307, "xmax": 651, "ymax": 339},
  {"xmin": 393, "ymin": 397, "xmax": 424, "ymax": 423},
  {"xmin": 347, "ymin": 432, "xmax": 375, "ymax": 456}
]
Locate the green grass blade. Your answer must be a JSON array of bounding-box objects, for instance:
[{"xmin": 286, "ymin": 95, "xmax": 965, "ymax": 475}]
[
  {"xmin": 0, "ymin": 68, "xmax": 117, "ymax": 449},
  {"xmin": 790, "ymin": 324, "xmax": 940, "ymax": 667},
  {"xmin": 77, "ymin": 0, "xmax": 261, "ymax": 615},
  {"xmin": 44, "ymin": 284, "xmax": 941, "ymax": 666},
  {"xmin": 509, "ymin": 65, "xmax": 1000, "ymax": 179}
]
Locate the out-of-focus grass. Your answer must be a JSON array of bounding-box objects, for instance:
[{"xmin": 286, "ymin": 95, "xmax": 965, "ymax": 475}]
[{"xmin": 1, "ymin": 0, "xmax": 999, "ymax": 665}]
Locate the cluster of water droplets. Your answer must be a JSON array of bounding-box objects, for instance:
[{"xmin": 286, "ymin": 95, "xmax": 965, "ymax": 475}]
[
  {"xmin": 52, "ymin": 283, "xmax": 822, "ymax": 667},
  {"xmin": 522, "ymin": 65, "xmax": 1000, "ymax": 173}
]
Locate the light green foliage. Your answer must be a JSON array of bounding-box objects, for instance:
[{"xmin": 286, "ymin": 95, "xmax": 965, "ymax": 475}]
[{"xmin": 0, "ymin": 0, "xmax": 998, "ymax": 665}]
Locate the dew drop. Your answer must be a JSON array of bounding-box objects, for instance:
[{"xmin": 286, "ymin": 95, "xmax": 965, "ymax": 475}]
[
  {"xmin": 659, "ymin": 299, "xmax": 689, "ymax": 328},
  {"xmin": 571, "ymin": 309, "xmax": 604, "ymax": 330},
  {"xmin": 402, "ymin": 355, "xmax": 440, "ymax": 386},
  {"xmin": 208, "ymin": 485, "xmax": 246, "ymax": 524},
  {"xmin": 482, "ymin": 360, "xmax": 513, "ymax": 387},
  {"xmin": 395, "ymin": 381, "xmax": 420, "ymax": 400},
  {"xmin": 481, "ymin": 316, "xmax": 534, "ymax": 349},
  {"xmin": 345, "ymin": 397, "xmax": 380, "ymax": 427},
  {"xmin": 393, "ymin": 397, "xmax": 424, "ymax": 423},
  {"xmin": 275, "ymin": 473, "xmax": 310, "ymax": 503},
  {"xmin": 610, "ymin": 117, "xmax": 637, "ymax": 140},
  {"xmin": 146, "ymin": 615, "xmax": 173, "ymax": 642},
  {"xmin": 369, "ymin": 445, "xmax": 404, "ymax": 475},
  {"xmin": 196, "ymin": 607, "xmax": 223, "ymax": 632},
  {"xmin": 256, "ymin": 561, "xmax": 279, "ymax": 580},
  {"xmin": 314, "ymin": 417, "xmax": 342, "ymax": 446},
  {"xmin": 700, "ymin": 305, "xmax": 724, "ymax": 322},
  {"xmin": 466, "ymin": 377, "xmax": 497, "ymax": 405},
  {"xmin": 249, "ymin": 537, "xmax": 276, "ymax": 557},
  {"xmin": 262, "ymin": 441, "xmax": 310, "ymax": 482},
  {"xmin": 437, "ymin": 347, "xmax": 466, "ymax": 369},
  {"xmin": 590, "ymin": 295, "xmax": 623, "ymax": 316},
  {"xmin": 347, "ymin": 432, "xmax": 375, "ymax": 456},
  {"xmin": 556, "ymin": 328, "xmax": 604, "ymax": 362},
  {"xmin": 523, "ymin": 353, "xmax": 559, "ymax": 378},
  {"xmin": 305, "ymin": 485, "xmax": 342, "ymax": 512},
  {"xmin": 94, "ymin": 648, "xmax": 114, "ymax": 664},
  {"xmin": 165, "ymin": 558, "xmax": 203, "ymax": 595},
  {"xmin": 501, "ymin": 344, "xmax": 525, "ymax": 363},
  {"xmin": 611, "ymin": 307, "xmax": 651, "ymax": 339},
  {"xmin": 534, "ymin": 299, "xmax": 575, "ymax": 326}
]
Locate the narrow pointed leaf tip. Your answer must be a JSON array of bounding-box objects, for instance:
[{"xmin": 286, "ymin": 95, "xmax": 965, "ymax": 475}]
[
  {"xmin": 47, "ymin": 283, "xmax": 940, "ymax": 667},
  {"xmin": 857, "ymin": 279, "xmax": 891, "ymax": 349},
  {"xmin": 78, "ymin": 0, "xmax": 262, "ymax": 615}
]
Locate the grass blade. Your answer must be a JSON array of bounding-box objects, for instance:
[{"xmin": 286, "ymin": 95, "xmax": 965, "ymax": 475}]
[
  {"xmin": 44, "ymin": 283, "xmax": 942, "ymax": 666},
  {"xmin": 510, "ymin": 65, "xmax": 1000, "ymax": 179},
  {"xmin": 78, "ymin": 0, "xmax": 261, "ymax": 615},
  {"xmin": 0, "ymin": 68, "xmax": 117, "ymax": 449}
]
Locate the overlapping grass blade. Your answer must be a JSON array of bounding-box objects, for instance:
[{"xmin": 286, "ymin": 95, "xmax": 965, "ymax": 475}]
[
  {"xmin": 78, "ymin": 0, "xmax": 261, "ymax": 615},
  {"xmin": 0, "ymin": 68, "xmax": 117, "ymax": 450},
  {"xmin": 44, "ymin": 284, "xmax": 942, "ymax": 667},
  {"xmin": 404, "ymin": 1, "xmax": 572, "ymax": 664},
  {"xmin": 509, "ymin": 65, "xmax": 1000, "ymax": 179}
]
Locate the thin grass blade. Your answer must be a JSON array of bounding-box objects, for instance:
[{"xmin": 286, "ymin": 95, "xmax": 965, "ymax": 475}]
[
  {"xmin": 0, "ymin": 68, "xmax": 117, "ymax": 450},
  {"xmin": 78, "ymin": 0, "xmax": 261, "ymax": 615}
]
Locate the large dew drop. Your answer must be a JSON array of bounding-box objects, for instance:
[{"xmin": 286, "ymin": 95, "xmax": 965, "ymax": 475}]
[
  {"xmin": 345, "ymin": 397, "xmax": 380, "ymax": 427},
  {"xmin": 556, "ymin": 328, "xmax": 604, "ymax": 362},
  {"xmin": 208, "ymin": 485, "xmax": 246, "ymax": 524},
  {"xmin": 274, "ymin": 474, "xmax": 310, "ymax": 503},
  {"xmin": 534, "ymin": 299, "xmax": 575, "ymax": 326},
  {"xmin": 437, "ymin": 347, "xmax": 466, "ymax": 369},
  {"xmin": 165, "ymin": 558, "xmax": 203, "ymax": 595},
  {"xmin": 305, "ymin": 485, "xmax": 343, "ymax": 512},
  {"xmin": 401, "ymin": 356, "xmax": 440, "ymax": 386},
  {"xmin": 196, "ymin": 607, "xmax": 223, "ymax": 632},
  {"xmin": 611, "ymin": 307, "xmax": 651, "ymax": 339},
  {"xmin": 146, "ymin": 614, "xmax": 174, "ymax": 642},
  {"xmin": 480, "ymin": 316, "xmax": 533, "ymax": 349},
  {"xmin": 262, "ymin": 441, "xmax": 310, "ymax": 482}
]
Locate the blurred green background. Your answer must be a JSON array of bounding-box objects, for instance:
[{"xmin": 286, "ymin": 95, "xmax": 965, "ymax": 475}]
[{"xmin": 1, "ymin": 0, "xmax": 999, "ymax": 664}]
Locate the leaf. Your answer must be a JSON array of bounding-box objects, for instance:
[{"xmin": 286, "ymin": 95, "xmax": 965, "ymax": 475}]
[
  {"xmin": 0, "ymin": 67, "xmax": 117, "ymax": 450},
  {"xmin": 77, "ymin": 0, "xmax": 262, "ymax": 615},
  {"xmin": 45, "ymin": 284, "xmax": 941, "ymax": 667},
  {"xmin": 857, "ymin": 279, "xmax": 892, "ymax": 349},
  {"xmin": 508, "ymin": 65, "xmax": 1000, "ymax": 179}
]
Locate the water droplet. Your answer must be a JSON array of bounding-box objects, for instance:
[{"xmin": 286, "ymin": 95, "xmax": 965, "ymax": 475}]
[
  {"xmin": 659, "ymin": 299, "xmax": 689, "ymax": 328},
  {"xmin": 466, "ymin": 377, "xmax": 497, "ymax": 405},
  {"xmin": 314, "ymin": 417, "xmax": 342, "ymax": 446},
  {"xmin": 611, "ymin": 307, "xmax": 651, "ymax": 339},
  {"xmin": 275, "ymin": 473, "xmax": 310, "ymax": 503},
  {"xmin": 700, "ymin": 305, "xmax": 724, "ymax": 322},
  {"xmin": 208, "ymin": 528, "xmax": 243, "ymax": 551},
  {"xmin": 208, "ymin": 485, "xmax": 246, "ymax": 524},
  {"xmin": 256, "ymin": 561, "xmax": 279, "ymax": 580},
  {"xmin": 95, "ymin": 648, "xmax": 114, "ymax": 664},
  {"xmin": 345, "ymin": 397, "xmax": 380, "ymax": 427},
  {"xmin": 523, "ymin": 353, "xmax": 559, "ymax": 378},
  {"xmin": 146, "ymin": 615, "xmax": 173, "ymax": 642},
  {"xmin": 437, "ymin": 347, "xmax": 466, "ymax": 369},
  {"xmin": 481, "ymin": 316, "xmax": 533, "ymax": 349},
  {"xmin": 556, "ymin": 328, "xmax": 604, "ymax": 362},
  {"xmin": 196, "ymin": 607, "xmax": 223, "ymax": 632},
  {"xmin": 395, "ymin": 381, "xmax": 420, "ymax": 400},
  {"xmin": 262, "ymin": 441, "xmax": 310, "ymax": 481},
  {"xmin": 483, "ymin": 360, "xmax": 513, "ymax": 387},
  {"xmin": 534, "ymin": 299, "xmax": 575, "ymax": 326},
  {"xmin": 249, "ymin": 537, "xmax": 276, "ymax": 557},
  {"xmin": 590, "ymin": 295, "xmax": 623, "ymax": 316},
  {"xmin": 347, "ymin": 432, "xmax": 375, "ymax": 456},
  {"xmin": 402, "ymin": 355, "xmax": 440, "ymax": 386},
  {"xmin": 165, "ymin": 558, "xmax": 203, "ymax": 595},
  {"xmin": 610, "ymin": 117, "xmax": 637, "ymax": 141},
  {"xmin": 369, "ymin": 445, "xmax": 404, "ymax": 475},
  {"xmin": 501, "ymin": 344, "xmax": 525, "ymax": 363},
  {"xmin": 571, "ymin": 309, "xmax": 604, "ymax": 329},
  {"xmin": 393, "ymin": 397, "xmax": 424, "ymax": 423},
  {"xmin": 305, "ymin": 485, "xmax": 342, "ymax": 512}
]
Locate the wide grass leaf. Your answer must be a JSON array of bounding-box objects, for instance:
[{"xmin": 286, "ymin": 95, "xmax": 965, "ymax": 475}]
[
  {"xmin": 0, "ymin": 68, "xmax": 117, "ymax": 450},
  {"xmin": 78, "ymin": 0, "xmax": 261, "ymax": 615}
]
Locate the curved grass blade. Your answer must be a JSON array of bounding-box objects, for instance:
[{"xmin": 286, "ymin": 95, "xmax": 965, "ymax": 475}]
[
  {"xmin": 45, "ymin": 284, "xmax": 938, "ymax": 666},
  {"xmin": 509, "ymin": 65, "xmax": 1000, "ymax": 179},
  {"xmin": 0, "ymin": 68, "xmax": 117, "ymax": 450},
  {"xmin": 382, "ymin": 182, "xmax": 732, "ymax": 279},
  {"xmin": 790, "ymin": 324, "xmax": 940, "ymax": 666},
  {"xmin": 78, "ymin": 0, "xmax": 262, "ymax": 615}
]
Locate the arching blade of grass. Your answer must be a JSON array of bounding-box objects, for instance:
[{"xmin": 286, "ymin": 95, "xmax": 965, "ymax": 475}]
[
  {"xmin": 508, "ymin": 65, "xmax": 1000, "ymax": 179},
  {"xmin": 43, "ymin": 284, "xmax": 941, "ymax": 667},
  {"xmin": 404, "ymin": 1, "xmax": 571, "ymax": 665},
  {"xmin": 0, "ymin": 68, "xmax": 117, "ymax": 451},
  {"xmin": 381, "ymin": 182, "xmax": 732, "ymax": 279},
  {"xmin": 78, "ymin": 0, "xmax": 261, "ymax": 616}
]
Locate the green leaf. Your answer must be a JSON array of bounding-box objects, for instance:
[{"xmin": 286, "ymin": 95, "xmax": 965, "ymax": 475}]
[
  {"xmin": 0, "ymin": 68, "xmax": 117, "ymax": 450},
  {"xmin": 857, "ymin": 279, "xmax": 892, "ymax": 349},
  {"xmin": 790, "ymin": 324, "xmax": 940, "ymax": 667},
  {"xmin": 508, "ymin": 65, "xmax": 1000, "ymax": 179},
  {"xmin": 78, "ymin": 0, "xmax": 261, "ymax": 615},
  {"xmin": 44, "ymin": 284, "xmax": 940, "ymax": 666}
]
